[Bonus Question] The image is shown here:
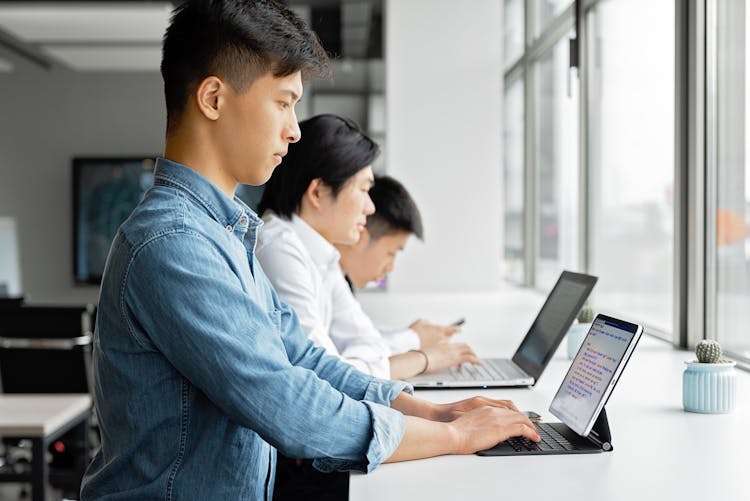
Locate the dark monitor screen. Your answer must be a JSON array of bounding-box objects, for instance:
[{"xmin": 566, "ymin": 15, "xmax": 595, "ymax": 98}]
[
  {"xmin": 72, "ymin": 157, "xmax": 264, "ymax": 284},
  {"xmin": 511, "ymin": 271, "xmax": 597, "ymax": 382}
]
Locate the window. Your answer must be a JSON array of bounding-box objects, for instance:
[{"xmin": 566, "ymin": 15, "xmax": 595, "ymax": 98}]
[
  {"xmin": 506, "ymin": 0, "xmax": 750, "ymax": 363},
  {"xmin": 534, "ymin": 33, "xmax": 579, "ymax": 289},
  {"xmin": 707, "ymin": 0, "xmax": 750, "ymax": 362},
  {"xmin": 504, "ymin": 78, "xmax": 525, "ymax": 283},
  {"xmin": 504, "ymin": 0, "xmax": 524, "ymax": 69},
  {"xmin": 504, "ymin": 0, "xmax": 675, "ymax": 336},
  {"xmin": 533, "ymin": 0, "xmax": 573, "ymax": 37},
  {"xmin": 503, "ymin": 3, "xmax": 578, "ymax": 288},
  {"xmin": 586, "ymin": 0, "xmax": 675, "ymax": 334}
]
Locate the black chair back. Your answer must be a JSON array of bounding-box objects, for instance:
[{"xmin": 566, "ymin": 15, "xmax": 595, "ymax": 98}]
[{"xmin": 0, "ymin": 305, "xmax": 95, "ymax": 394}]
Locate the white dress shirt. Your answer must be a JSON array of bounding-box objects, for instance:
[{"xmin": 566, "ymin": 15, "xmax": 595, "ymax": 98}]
[
  {"xmin": 378, "ymin": 326, "xmax": 420, "ymax": 355},
  {"xmin": 256, "ymin": 213, "xmax": 392, "ymax": 378}
]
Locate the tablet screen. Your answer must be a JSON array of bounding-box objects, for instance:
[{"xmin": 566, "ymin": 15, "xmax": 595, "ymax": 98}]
[{"xmin": 549, "ymin": 315, "xmax": 642, "ymax": 436}]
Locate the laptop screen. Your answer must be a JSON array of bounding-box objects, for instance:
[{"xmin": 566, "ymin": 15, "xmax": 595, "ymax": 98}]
[
  {"xmin": 549, "ymin": 315, "xmax": 642, "ymax": 436},
  {"xmin": 511, "ymin": 271, "xmax": 597, "ymax": 382}
]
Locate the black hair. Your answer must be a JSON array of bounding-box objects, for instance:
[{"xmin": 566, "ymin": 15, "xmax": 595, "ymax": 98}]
[
  {"xmin": 366, "ymin": 176, "xmax": 424, "ymax": 241},
  {"xmin": 161, "ymin": 0, "xmax": 330, "ymax": 131},
  {"xmin": 258, "ymin": 114, "xmax": 380, "ymax": 218}
]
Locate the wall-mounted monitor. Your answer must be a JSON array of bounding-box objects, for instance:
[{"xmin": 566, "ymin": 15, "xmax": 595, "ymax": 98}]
[
  {"xmin": 73, "ymin": 157, "xmax": 156, "ymax": 284},
  {"xmin": 73, "ymin": 157, "xmax": 264, "ymax": 284}
]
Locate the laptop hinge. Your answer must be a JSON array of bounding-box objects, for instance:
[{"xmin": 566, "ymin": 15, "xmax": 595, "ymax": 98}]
[{"xmin": 586, "ymin": 407, "xmax": 613, "ymax": 451}]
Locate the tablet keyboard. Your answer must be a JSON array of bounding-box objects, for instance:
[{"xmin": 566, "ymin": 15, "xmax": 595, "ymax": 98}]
[{"xmin": 504, "ymin": 422, "xmax": 576, "ymax": 452}]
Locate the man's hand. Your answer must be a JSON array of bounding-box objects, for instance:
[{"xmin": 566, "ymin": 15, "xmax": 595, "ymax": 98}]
[
  {"xmin": 430, "ymin": 396, "xmax": 519, "ymax": 422},
  {"xmin": 422, "ymin": 343, "xmax": 480, "ymax": 372},
  {"xmin": 447, "ymin": 407, "xmax": 540, "ymax": 455},
  {"xmin": 410, "ymin": 319, "xmax": 460, "ymax": 347},
  {"xmin": 386, "ymin": 395, "xmax": 539, "ymax": 462}
]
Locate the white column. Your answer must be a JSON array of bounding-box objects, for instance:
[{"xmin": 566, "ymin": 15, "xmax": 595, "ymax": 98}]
[{"xmin": 384, "ymin": 0, "xmax": 503, "ymax": 292}]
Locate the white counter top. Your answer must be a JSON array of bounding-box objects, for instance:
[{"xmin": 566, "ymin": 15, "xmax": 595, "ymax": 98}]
[
  {"xmin": 0, "ymin": 394, "xmax": 91, "ymax": 436},
  {"xmin": 352, "ymin": 290, "xmax": 748, "ymax": 501}
]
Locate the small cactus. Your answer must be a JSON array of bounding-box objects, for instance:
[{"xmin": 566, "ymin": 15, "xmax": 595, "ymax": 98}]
[
  {"xmin": 577, "ymin": 303, "xmax": 594, "ymax": 324},
  {"xmin": 696, "ymin": 340, "xmax": 722, "ymax": 363}
]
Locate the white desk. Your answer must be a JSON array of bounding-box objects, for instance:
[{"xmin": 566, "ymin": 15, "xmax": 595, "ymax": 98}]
[
  {"xmin": 0, "ymin": 394, "xmax": 91, "ymax": 501},
  {"xmin": 352, "ymin": 290, "xmax": 749, "ymax": 501}
]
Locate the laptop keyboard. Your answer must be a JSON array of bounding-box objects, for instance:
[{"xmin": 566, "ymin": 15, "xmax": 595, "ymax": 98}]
[
  {"xmin": 448, "ymin": 359, "xmax": 528, "ymax": 382},
  {"xmin": 504, "ymin": 422, "xmax": 576, "ymax": 452}
]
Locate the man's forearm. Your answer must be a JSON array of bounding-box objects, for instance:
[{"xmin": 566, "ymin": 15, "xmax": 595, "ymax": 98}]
[
  {"xmin": 390, "ymin": 392, "xmax": 439, "ymax": 420},
  {"xmin": 384, "ymin": 415, "xmax": 458, "ymax": 463}
]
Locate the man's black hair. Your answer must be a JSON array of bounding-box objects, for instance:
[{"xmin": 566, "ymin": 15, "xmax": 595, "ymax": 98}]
[
  {"xmin": 161, "ymin": 0, "xmax": 330, "ymax": 130},
  {"xmin": 258, "ymin": 114, "xmax": 380, "ymax": 218},
  {"xmin": 366, "ymin": 175, "xmax": 424, "ymax": 241}
]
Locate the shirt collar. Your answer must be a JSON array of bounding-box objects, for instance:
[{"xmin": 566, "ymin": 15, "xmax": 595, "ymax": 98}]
[
  {"xmin": 288, "ymin": 214, "xmax": 341, "ymax": 270},
  {"xmin": 152, "ymin": 157, "xmax": 263, "ymax": 235}
]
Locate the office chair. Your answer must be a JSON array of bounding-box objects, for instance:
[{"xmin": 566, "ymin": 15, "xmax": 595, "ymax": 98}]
[
  {"xmin": 0, "ymin": 305, "xmax": 93, "ymax": 394},
  {"xmin": 0, "ymin": 297, "xmax": 24, "ymax": 309},
  {"xmin": 0, "ymin": 304, "xmax": 96, "ymax": 499}
]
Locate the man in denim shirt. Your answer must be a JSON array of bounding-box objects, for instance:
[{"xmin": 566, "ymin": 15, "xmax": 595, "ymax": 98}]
[{"xmin": 81, "ymin": 1, "xmax": 540, "ymax": 499}]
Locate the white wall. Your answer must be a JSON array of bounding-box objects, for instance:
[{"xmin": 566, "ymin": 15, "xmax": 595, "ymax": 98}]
[
  {"xmin": 385, "ymin": 0, "xmax": 503, "ymax": 292},
  {"xmin": 0, "ymin": 66, "xmax": 165, "ymax": 304}
]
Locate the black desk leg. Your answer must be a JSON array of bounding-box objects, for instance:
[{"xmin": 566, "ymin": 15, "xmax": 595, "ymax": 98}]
[
  {"xmin": 72, "ymin": 418, "xmax": 91, "ymax": 493},
  {"xmin": 31, "ymin": 437, "xmax": 47, "ymax": 501}
]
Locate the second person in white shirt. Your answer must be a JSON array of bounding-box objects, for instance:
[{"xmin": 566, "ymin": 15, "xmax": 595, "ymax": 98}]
[{"xmin": 256, "ymin": 114, "xmax": 480, "ymax": 380}]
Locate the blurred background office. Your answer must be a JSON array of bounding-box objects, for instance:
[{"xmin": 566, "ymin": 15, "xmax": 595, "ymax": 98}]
[{"xmin": 0, "ymin": 0, "xmax": 748, "ymax": 367}]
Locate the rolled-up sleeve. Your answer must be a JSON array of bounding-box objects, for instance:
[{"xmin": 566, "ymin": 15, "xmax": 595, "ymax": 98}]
[
  {"xmin": 314, "ymin": 377, "xmax": 412, "ymax": 472},
  {"xmin": 314, "ymin": 400, "xmax": 405, "ymax": 473},
  {"xmin": 363, "ymin": 376, "xmax": 413, "ymax": 403}
]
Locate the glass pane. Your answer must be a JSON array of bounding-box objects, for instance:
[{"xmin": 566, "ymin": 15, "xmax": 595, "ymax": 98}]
[
  {"xmin": 587, "ymin": 0, "xmax": 675, "ymax": 333},
  {"xmin": 504, "ymin": 77, "xmax": 525, "ymax": 283},
  {"xmin": 533, "ymin": 34, "xmax": 579, "ymax": 289},
  {"xmin": 534, "ymin": 0, "xmax": 572, "ymax": 38},
  {"xmin": 504, "ymin": 0, "xmax": 524, "ymax": 69},
  {"xmin": 713, "ymin": 0, "xmax": 750, "ymax": 360}
]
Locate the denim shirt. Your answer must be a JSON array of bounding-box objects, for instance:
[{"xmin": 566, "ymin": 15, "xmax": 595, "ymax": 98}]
[{"xmin": 81, "ymin": 159, "xmax": 410, "ymax": 501}]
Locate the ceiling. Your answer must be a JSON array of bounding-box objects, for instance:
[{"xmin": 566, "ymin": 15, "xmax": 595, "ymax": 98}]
[{"xmin": 0, "ymin": 0, "xmax": 382, "ymax": 73}]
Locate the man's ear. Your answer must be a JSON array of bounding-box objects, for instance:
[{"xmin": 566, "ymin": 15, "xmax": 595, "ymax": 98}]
[
  {"xmin": 194, "ymin": 76, "xmax": 224, "ymax": 121},
  {"xmin": 304, "ymin": 178, "xmax": 326, "ymax": 209}
]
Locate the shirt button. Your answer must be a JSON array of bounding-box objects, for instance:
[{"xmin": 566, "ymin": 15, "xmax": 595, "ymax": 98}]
[
  {"xmin": 240, "ymin": 217, "xmax": 247, "ymax": 225},
  {"xmin": 226, "ymin": 225, "xmax": 233, "ymax": 232}
]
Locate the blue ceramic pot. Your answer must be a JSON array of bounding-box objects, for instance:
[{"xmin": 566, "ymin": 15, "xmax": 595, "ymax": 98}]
[{"xmin": 682, "ymin": 361, "xmax": 737, "ymax": 414}]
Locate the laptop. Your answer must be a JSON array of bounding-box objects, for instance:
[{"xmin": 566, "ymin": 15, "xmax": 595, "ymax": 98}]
[
  {"xmin": 408, "ymin": 270, "xmax": 597, "ymax": 388},
  {"xmin": 478, "ymin": 314, "xmax": 643, "ymax": 456}
]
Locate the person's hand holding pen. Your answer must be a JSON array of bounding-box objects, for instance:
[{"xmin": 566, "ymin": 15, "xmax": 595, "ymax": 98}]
[{"xmin": 410, "ymin": 318, "xmax": 464, "ymax": 347}]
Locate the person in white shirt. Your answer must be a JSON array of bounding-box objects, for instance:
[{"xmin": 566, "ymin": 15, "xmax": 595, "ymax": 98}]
[
  {"xmin": 256, "ymin": 114, "xmax": 480, "ymax": 380},
  {"xmin": 336, "ymin": 175, "xmax": 461, "ymax": 355}
]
